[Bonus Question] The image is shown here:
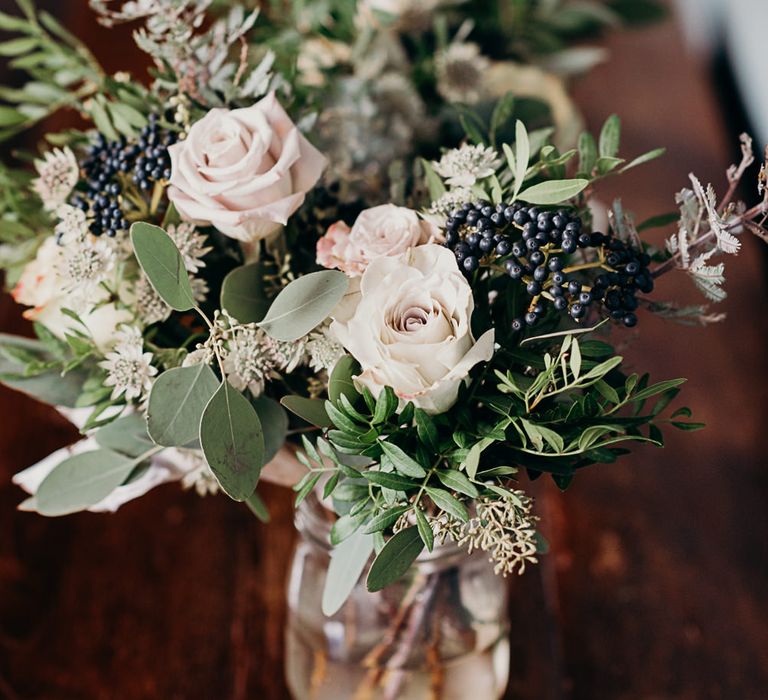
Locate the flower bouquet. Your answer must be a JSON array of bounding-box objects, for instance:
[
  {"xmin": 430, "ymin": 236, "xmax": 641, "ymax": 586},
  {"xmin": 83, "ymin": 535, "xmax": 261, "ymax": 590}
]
[{"xmin": 2, "ymin": 1, "xmax": 766, "ymax": 698}]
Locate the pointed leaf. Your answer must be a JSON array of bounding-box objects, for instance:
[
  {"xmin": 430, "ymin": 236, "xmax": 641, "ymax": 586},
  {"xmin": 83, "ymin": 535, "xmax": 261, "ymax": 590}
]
[
  {"xmin": 366, "ymin": 526, "xmax": 423, "ymax": 592},
  {"xmin": 281, "ymin": 395, "xmax": 333, "ymax": 427},
  {"xmin": 517, "ymin": 179, "xmax": 589, "ymax": 205},
  {"xmin": 436, "ymin": 469, "xmax": 479, "ymax": 498},
  {"xmin": 322, "ymin": 531, "xmax": 374, "ymax": 615},
  {"xmin": 379, "ymin": 441, "xmax": 427, "ymax": 478},
  {"xmin": 415, "ymin": 508, "xmax": 434, "ymax": 552},
  {"xmin": 425, "ymin": 486, "xmax": 469, "ymax": 522}
]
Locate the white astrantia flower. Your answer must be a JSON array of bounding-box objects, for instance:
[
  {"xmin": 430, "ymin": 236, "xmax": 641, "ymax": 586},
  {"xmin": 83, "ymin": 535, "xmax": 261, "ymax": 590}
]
[
  {"xmin": 271, "ymin": 337, "xmax": 307, "ymax": 373},
  {"xmin": 433, "ymin": 144, "xmax": 500, "ymax": 188},
  {"xmin": 99, "ymin": 325, "xmax": 158, "ymax": 402},
  {"xmin": 54, "ymin": 204, "xmax": 89, "ymax": 243},
  {"xmin": 167, "ymin": 222, "xmax": 212, "ymax": 273},
  {"xmin": 428, "ymin": 186, "xmax": 474, "ymax": 217},
  {"xmin": 221, "ymin": 324, "xmax": 280, "ymax": 396},
  {"xmin": 56, "ymin": 235, "xmax": 118, "ymax": 308},
  {"xmin": 134, "ymin": 273, "xmax": 172, "ymax": 326},
  {"xmin": 435, "ymin": 41, "xmax": 490, "ymax": 106},
  {"xmin": 32, "ymin": 147, "xmax": 79, "ymax": 211},
  {"xmin": 306, "ymin": 323, "xmax": 346, "ymax": 373}
]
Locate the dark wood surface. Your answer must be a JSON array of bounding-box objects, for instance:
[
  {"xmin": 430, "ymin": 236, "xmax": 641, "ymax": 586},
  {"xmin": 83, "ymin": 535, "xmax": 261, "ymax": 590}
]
[{"xmin": 2, "ymin": 5, "xmax": 768, "ymax": 699}]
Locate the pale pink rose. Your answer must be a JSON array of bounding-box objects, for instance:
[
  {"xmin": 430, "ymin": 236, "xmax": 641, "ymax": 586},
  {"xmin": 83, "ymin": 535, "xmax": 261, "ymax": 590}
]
[
  {"xmin": 168, "ymin": 93, "xmax": 327, "ymax": 242},
  {"xmin": 316, "ymin": 204, "xmax": 439, "ymax": 277},
  {"xmin": 330, "ymin": 244, "xmax": 494, "ymax": 414}
]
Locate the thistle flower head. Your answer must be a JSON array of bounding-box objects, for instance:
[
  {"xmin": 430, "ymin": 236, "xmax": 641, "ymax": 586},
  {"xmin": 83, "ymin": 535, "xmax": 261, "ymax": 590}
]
[
  {"xmin": 435, "ymin": 42, "xmax": 490, "ymax": 106},
  {"xmin": 167, "ymin": 222, "xmax": 212, "ymax": 273}
]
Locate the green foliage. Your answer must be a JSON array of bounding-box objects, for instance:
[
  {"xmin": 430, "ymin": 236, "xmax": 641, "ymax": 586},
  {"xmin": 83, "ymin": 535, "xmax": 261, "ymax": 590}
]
[
  {"xmin": 131, "ymin": 223, "xmax": 196, "ymax": 312},
  {"xmin": 146, "ymin": 364, "xmax": 219, "ymax": 447},
  {"xmin": 258, "ymin": 270, "xmax": 348, "ymax": 342},
  {"xmin": 200, "ymin": 381, "xmax": 265, "ymax": 501},
  {"xmin": 322, "ymin": 530, "xmax": 374, "ymax": 616},
  {"xmin": 366, "ymin": 526, "xmax": 423, "ymax": 592},
  {"xmin": 220, "ymin": 262, "xmax": 271, "ymax": 324}
]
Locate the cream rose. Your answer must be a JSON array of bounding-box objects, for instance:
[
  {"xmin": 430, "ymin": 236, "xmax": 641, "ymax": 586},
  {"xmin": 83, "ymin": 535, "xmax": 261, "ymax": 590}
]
[
  {"xmin": 316, "ymin": 204, "xmax": 439, "ymax": 277},
  {"xmin": 167, "ymin": 93, "xmax": 327, "ymax": 242},
  {"xmin": 12, "ymin": 238, "xmax": 132, "ymax": 352},
  {"xmin": 330, "ymin": 244, "xmax": 494, "ymax": 414}
]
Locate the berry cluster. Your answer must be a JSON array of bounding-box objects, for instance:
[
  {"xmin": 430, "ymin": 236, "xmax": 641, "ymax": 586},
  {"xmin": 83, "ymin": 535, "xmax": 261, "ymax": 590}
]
[
  {"xmin": 443, "ymin": 201, "xmax": 653, "ymax": 329},
  {"xmin": 73, "ymin": 114, "xmax": 178, "ymax": 237}
]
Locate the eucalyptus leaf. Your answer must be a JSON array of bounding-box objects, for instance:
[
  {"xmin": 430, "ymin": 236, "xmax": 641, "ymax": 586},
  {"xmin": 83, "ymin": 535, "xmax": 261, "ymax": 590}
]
[
  {"xmin": 220, "ymin": 262, "xmax": 270, "ymax": 323},
  {"xmin": 200, "ymin": 381, "xmax": 265, "ymax": 501},
  {"xmin": 251, "ymin": 395, "xmax": 288, "ymax": 463},
  {"xmin": 281, "ymin": 395, "xmax": 333, "ymax": 428},
  {"xmin": 94, "ymin": 413, "xmax": 154, "ymax": 457},
  {"xmin": 131, "ymin": 223, "xmax": 195, "ymax": 311},
  {"xmin": 366, "ymin": 526, "xmax": 423, "ymax": 592},
  {"xmin": 245, "ymin": 490, "xmax": 270, "ymax": 523},
  {"xmin": 322, "ymin": 530, "xmax": 374, "ymax": 615},
  {"xmin": 36, "ymin": 448, "xmax": 156, "ymax": 516},
  {"xmin": 258, "ymin": 270, "xmax": 348, "ymax": 341},
  {"xmin": 329, "ymin": 355, "xmax": 359, "ymax": 405},
  {"xmin": 147, "ymin": 364, "xmax": 219, "ymax": 447}
]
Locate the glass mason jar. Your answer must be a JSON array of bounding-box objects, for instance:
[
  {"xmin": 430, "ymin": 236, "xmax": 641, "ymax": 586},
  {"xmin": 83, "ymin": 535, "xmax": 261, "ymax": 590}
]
[{"xmin": 285, "ymin": 495, "xmax": 511, "ymax": 700}]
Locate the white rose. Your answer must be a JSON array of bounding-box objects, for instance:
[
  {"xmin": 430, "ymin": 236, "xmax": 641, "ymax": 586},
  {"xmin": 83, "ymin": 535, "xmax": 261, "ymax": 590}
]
[
  {"xmin": 12, "ymin": 237, "xmax": 132, "ymax": 352},
  {"xmin": 316, "ymin": 204, "xmax": 439, "ymax": 277},
  {"xmin": 331, "ymin": 244, "xmax": 494, "ymax": 414},
  {"xmin": 168, "ymin": 92, "xmax": 327, "ymax": 243}
]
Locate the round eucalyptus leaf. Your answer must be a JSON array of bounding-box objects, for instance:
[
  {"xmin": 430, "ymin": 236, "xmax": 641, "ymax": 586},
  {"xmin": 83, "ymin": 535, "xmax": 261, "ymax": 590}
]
[
  {"xmin": 131, "ymin": 222, "xmax": 195, "ymax": 311},
  {"xmin": 220, "ymin": 262, "xmax": 271, "ymax": 323},
  {"xmin": 251, "ymin": 395, "xmax": 289, "ymax": 463},
  {"xmin": 200, "ymin": 381, "xmax": 265, "ymax": 501},
  {"xmin": 94, "ymin": 413, "xmax": 154, "ymax": 457},
  {"xmin": 147, "ymin": 363, "xmax": 219, "ymax": 447},
  {"xmin": 258, "ymin": 270, "xmax": 348, "ymax": 341}
]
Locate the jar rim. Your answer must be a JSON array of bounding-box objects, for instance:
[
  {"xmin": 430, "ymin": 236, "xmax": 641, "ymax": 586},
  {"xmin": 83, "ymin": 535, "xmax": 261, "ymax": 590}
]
[{"xmin": 295, "ymin": 492, "xmax": 467, "ymax": 568}]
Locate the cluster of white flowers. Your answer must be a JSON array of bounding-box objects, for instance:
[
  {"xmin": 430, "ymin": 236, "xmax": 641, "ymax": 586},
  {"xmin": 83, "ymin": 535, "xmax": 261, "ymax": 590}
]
[
  {"xmin": 167, "ymin": 222, "xmax": 212, "ymax": 273},
  {"xmin": 428, "ymin": 187, "xmax": 474, "ymax": 218},
  {"xmin": 305, "ymin": 323, "xmax": 346, "ymax": 373},
  {"xmin": 56, "ymin": 235, "xmax": 118, "ymax": 309},
  {"xmin": 433, "ymin": 144, "xmax": 500, "ymax": 188},
  {"xmin": 32, "ymin": 147, "xmax": 79, "ymax": 212},
  {"xmin": 99, "ymin": 325, "xmax": 158, "ymax": 402}
]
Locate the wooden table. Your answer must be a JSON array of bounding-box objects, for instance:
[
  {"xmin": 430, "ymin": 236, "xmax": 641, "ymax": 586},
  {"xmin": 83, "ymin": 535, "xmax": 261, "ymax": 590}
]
[{"xmin": 1, "ymin": 5, "xmax": 767, "ymax": 699}]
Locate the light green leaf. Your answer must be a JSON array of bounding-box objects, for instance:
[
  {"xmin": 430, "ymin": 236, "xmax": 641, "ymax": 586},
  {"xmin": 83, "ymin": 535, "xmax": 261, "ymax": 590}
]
[
  {"xmin": 415, "ymin": 508, "xmax": 434, "ymax": 552},
  {"xmin": 131, "ymin": 223, "xmax": 195, "ymax": 312},
  {"xmin": 36, "ymin": 448, "xmax": 156, "ymax": 516},
  {"xmin": 620, "ymin": 147, "xmax": 665, "ymax": 173},
  {"xmin": 594, "ymin": 379, "xmax": 620, "ymax": 404},
  {"xmin": 363, "ymin": 505, "xmax": 411, "ymax": 534},
  {"xmin": 220, "ymin": 262, "xmax": 270, "ymax": 323},
  {"xmin": 578, "ymin": 131, "xmax": 597, "ymax": 175},
  {"xmin": 379, "ymin": 441, "xmax": 426, "ymax": 478},
  {"xmin": 200, "ymin": 381, "xmax": 265, "ymax": 501},
  {"xmin": 436, "ymin": 469, "xmax": 479, "ymax": 498},
  {"xmin": 570, "ymin": 338, "xmax": 582, "ymax": 379},
  {"xmin": 372, "ymin": 386, "xmax": 397, "ymax": 425},
  {"xmin": 366, "ymin": 526, "xmax": 423, "ymax": 592},
  {"xmin": 322, "ymin": 531, "xmax": 374, "ymax": 615},
  {"xmin": 598, "ymin": 114, "xmax": 621, "ymax": 158},
  {"xmin": 420, "ymin": 158, "xmax": 446, "ymax": 201},
  {"xmin": 517, "ymin": 178, "xmax": 589, "ymax": 205},
  {"xmin": 0, "ymin": 37, "xmax": 37, "ymax": 56},
  {"xmin": 361, "ymin": 470, "xmax": 416, "ymax": 491},
  {"xmin": 147, "ymin": 364, "xmax": 219, "ymax": 447},
  {"xmin": 513, "ymin": 119, "xmax": 530, "ymax": 198},
  {"xmin": 281, "ymin": 395, "xmax": 333, "ymax": 427},
  {"xmin": 425, "ymin": 486, "xmax": 469, "ymax": 522},
  {"xmin": 94, "ymin": 413, "xmax": 154, "ymax": 457},
  {"xmin": 258, "ymin": 270, "xmax": 348, "ymax": 341}
]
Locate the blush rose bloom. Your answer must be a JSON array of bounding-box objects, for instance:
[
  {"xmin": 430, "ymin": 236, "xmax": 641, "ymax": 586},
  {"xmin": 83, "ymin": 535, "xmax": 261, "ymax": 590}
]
[
  {"xmin": 316, "ymin": 204, "xmax": 440, "ymax": 277},
  {"xmin": 330, "ymin": 244, "xmax": 494, "ymax": 414},
  {"xmin": 167, "ymin": 93, "xmax": 327, "ymax": 242}
]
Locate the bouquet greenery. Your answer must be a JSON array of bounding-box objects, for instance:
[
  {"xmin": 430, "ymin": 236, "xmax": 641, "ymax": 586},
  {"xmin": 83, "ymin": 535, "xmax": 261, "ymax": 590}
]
[{"xmin": 2, "ymin": 0, "xmax": 765, "ymax": 624}]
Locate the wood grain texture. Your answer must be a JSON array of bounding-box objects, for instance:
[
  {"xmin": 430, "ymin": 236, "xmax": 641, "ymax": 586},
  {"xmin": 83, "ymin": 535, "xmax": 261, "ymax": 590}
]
[{"xmin": 1, "ymin": 3, "xmax": 767, "ymax": 699}]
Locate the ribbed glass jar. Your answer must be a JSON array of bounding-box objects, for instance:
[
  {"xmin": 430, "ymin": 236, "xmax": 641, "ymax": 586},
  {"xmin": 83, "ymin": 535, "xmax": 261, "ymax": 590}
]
[{"xmin": 285, "ymin": 495, "xmax": 510, "ymax": 700}]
